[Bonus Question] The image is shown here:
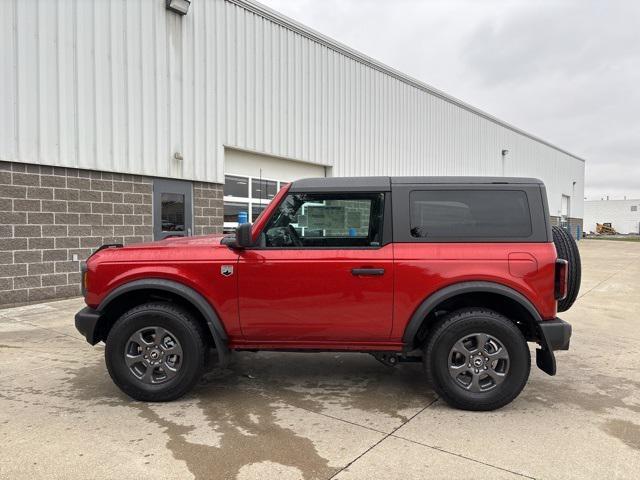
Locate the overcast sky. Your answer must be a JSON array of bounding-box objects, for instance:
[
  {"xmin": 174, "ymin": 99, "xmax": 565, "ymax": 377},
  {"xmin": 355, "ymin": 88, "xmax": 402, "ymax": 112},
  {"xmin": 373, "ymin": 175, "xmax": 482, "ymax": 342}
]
[{"xmin": 261, "ymin": 0, "xmax": 640, "ymax": 200}]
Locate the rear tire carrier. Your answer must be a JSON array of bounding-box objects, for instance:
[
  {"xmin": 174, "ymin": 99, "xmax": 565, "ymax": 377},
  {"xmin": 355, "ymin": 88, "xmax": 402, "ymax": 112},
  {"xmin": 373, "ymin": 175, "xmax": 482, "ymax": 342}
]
[{"xmin": 552, "ymin": 226, "xmax": 581, "ymax": 312}]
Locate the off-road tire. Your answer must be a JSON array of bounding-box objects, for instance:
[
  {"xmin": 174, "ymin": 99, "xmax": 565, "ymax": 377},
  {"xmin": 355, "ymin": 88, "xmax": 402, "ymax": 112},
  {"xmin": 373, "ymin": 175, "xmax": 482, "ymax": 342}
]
[
  {"xmin": 424, "ymin": 308, "xmax": 531, "ymax": 411},
  {"xmin": 105, "ymin": 302, "xmax": 206, "ymax": 402},
  {"xmin": 552, "ymin": 225, "xmax": 581, "ymax": 312}
]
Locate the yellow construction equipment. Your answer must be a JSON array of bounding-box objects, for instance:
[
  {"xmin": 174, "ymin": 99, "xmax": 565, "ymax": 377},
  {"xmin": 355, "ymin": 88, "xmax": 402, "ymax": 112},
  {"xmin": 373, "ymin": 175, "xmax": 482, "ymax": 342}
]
[{"xmin": 596, "ymin": 223, "xmax": 617, "ymax": 235}]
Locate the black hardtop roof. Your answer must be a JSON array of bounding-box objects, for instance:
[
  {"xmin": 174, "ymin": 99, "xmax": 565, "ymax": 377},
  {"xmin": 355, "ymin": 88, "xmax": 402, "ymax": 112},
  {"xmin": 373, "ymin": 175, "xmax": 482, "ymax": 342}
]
[{"xmin": 289, "ymin": 176, "xmax": 544, "ymax": 192}]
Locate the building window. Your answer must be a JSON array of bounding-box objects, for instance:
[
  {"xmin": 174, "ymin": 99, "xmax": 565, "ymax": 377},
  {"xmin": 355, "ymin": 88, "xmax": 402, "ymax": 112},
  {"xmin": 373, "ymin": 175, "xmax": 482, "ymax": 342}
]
[
  {"xmin": 252, "ymin": 179, "xmax": 277, "ymax": 201},
  {"xmin": 161, "ymin": 193, "xmax": 185, "ymax": 232},
  {"xmin": 632, "ymin": 205, "xmax": 638, "ymax": 212},
  {"xmin": 223, "ymin": 175, "xmax": 288, "ymax": 232},
  {"xmin": 223, "ymin": 175, "xmax": 249, "ymax": 197},
  {"xmin": 252, "ymin": 204, "xmax": 266, "ymax": 222},
  {"xmin": 223, "ymin": 201, "xmax": 249, "ymax": 224}
]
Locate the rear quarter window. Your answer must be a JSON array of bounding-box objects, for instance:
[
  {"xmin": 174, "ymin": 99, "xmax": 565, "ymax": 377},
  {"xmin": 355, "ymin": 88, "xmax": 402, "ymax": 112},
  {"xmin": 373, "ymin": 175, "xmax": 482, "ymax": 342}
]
[{"xmin": 409, "ymin": 190, "xmax": 532, "ymax": 239}]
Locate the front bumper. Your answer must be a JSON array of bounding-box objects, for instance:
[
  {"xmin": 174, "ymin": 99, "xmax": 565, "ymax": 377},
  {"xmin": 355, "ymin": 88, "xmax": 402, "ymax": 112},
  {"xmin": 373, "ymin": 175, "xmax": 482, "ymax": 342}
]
[
  {"xmin": 75, "ymin": 307, "xmax": 102, "ymax": 345},
  {"xmin": 535, "ymin": 317, "xmax": 572, "ymax": 376}
]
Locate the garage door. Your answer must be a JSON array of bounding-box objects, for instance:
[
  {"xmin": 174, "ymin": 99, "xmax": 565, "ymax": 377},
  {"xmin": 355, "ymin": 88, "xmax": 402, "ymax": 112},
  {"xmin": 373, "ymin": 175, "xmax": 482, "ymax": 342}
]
[{"xmin": 223, "ymin": 148, "xmax": 326, "ymax": 231}]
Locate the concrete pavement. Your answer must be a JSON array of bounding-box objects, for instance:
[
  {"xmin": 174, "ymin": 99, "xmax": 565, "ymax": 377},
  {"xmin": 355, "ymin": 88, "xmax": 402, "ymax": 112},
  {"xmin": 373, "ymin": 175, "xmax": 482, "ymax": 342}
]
[{"xmin": 1, "ymin": 239, "xmax": 639, "ymax": 479}]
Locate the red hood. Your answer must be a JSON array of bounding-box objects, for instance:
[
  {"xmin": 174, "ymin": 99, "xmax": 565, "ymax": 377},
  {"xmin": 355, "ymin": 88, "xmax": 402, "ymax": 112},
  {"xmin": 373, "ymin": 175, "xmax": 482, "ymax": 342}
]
[
  {"xmin": 89, "ymin": 234, "xmax": 231, "ymax": 264},
  {"xmin": 133, "ymin": 234, "xmax": 226, "ymax": 248}
]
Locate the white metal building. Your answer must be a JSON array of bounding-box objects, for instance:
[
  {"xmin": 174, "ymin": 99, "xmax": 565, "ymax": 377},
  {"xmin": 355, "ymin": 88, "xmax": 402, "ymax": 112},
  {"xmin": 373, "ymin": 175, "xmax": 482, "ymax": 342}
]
[
  {"xmin": 584, "ymin": 199, "xmax": 640, "ymax": 234},
  {"xmin": 0, "ymin": 0, "xmax": 585, "ymax": 305}
]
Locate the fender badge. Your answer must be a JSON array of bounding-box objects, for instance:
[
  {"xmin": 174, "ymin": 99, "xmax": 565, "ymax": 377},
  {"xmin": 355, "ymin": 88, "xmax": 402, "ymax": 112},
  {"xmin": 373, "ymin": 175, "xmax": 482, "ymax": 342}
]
[{"xmin": 221, "ymin": 265, "xmax": 234, "ymax": 277}]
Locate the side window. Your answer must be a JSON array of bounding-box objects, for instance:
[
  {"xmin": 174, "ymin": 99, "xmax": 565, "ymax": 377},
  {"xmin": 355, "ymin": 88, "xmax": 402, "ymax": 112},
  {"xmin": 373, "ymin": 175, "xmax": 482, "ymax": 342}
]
[
  {"xmin": 409, "ymin": 190, "xmax": 532, "ymax": 239},
  {"xmin": 263, "ymin": 193, "xmax": 385, "ymax": 248}
]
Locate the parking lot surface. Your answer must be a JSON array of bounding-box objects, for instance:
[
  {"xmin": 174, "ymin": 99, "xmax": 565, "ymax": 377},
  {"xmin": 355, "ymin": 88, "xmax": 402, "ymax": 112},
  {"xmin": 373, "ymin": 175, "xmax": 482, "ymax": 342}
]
[{"xmin": 1, "ymin": 240, "xmax": 639, "ymax": 479}]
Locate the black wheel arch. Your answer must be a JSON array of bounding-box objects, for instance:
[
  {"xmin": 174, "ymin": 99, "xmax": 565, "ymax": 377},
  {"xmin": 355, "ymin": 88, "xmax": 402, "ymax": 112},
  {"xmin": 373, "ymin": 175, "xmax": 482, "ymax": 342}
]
[
  {"xmin": 97, "ymin": 278, "xmax": 229, "ymax": 364},
  {"xmin": 403, "ymin": 281, "xmax": 543, "ymax": 349}
]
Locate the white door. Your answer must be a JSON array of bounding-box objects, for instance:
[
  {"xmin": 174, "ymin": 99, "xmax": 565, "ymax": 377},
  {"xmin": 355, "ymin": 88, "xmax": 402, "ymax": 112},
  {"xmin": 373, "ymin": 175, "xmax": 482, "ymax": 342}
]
[{"xmin": 223, "ymin": 148, "xmax": 327, "ymax": 231}]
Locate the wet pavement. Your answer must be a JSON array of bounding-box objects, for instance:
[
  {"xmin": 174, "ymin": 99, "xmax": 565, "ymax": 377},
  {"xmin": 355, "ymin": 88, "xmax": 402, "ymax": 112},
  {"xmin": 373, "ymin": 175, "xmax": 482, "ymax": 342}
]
[{"xmin": 1, "ymin": 239, "xmax": 639, "ymax": 479}]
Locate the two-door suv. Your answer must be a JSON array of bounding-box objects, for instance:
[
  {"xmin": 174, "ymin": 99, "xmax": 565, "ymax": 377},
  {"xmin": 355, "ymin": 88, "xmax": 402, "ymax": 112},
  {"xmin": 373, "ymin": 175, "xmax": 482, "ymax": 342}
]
[{"xmin": 75, "ymin": 177, "xmax": 579, "ymax": 410}]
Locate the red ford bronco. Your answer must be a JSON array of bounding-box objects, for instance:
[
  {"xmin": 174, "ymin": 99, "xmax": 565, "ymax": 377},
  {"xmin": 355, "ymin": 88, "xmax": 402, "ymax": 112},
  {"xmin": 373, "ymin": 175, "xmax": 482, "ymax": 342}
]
[{"xmin": 75, "ymin": 177, "xmax": 579, "ymax": 411}]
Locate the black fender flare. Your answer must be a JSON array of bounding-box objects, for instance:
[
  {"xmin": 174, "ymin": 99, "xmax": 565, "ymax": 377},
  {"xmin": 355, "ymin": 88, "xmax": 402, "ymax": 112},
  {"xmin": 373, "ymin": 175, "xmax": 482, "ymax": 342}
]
[
  {"xmin": 98, "ymin": 278, "xmax": 229, "ymax": 364},
  {"xmin": 402, "ymin": 281, "xmax": 543, "ymax": 346}
]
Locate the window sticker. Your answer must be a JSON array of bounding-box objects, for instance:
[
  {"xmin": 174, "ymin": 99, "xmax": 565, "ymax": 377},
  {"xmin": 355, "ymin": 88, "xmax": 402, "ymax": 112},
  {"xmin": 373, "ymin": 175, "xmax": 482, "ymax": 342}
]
[
  {"xmin": 297, "ymin": 213, "xmax": 309, "ymax": 228},
  {"xmin": 306, "ymin": 205, "xmax": 346, "ymax": 230},
  {"xmin": 346, "ymin": 210, "xmax": 363, "ymax": 228}
]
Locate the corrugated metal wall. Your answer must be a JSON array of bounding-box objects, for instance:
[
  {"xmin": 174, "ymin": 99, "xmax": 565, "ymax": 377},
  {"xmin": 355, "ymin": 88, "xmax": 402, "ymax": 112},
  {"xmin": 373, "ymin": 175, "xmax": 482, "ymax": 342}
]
[{"xmin": 0, "ymin": 0, "xmax": 585, "ymax": 217}]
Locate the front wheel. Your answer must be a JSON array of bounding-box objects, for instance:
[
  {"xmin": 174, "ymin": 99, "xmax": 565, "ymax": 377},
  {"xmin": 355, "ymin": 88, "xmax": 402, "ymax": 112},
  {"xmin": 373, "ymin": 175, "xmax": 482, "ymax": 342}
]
[
  {"xmin": 105, "ymin": 302, "xmax": 206, "ymax": 402},
  {"xmin": 424, "ymin": 308, "xmax": 530, "ymax": 411}
]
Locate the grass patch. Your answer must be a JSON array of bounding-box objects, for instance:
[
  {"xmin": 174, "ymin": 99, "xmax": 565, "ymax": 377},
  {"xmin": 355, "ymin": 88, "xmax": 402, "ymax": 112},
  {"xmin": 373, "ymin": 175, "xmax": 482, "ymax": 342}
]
[{"xmin": 584, "ymin": 236, "xmax": 640, "ymax": 242}]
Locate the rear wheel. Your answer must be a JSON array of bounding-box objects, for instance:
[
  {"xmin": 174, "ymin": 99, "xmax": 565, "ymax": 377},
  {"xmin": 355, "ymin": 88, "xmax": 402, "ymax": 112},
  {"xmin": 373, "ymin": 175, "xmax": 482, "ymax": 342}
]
[
  {"xmin": 424, "ymin": 308, "xmax": 530, "ymax": 411},
  {"xmin": 552, "ymin": 225, "xmax": 581, "ymax": 312},
  {"xmin": 105, "ymin": 302, "xmax": 206, "ymax": 402}
]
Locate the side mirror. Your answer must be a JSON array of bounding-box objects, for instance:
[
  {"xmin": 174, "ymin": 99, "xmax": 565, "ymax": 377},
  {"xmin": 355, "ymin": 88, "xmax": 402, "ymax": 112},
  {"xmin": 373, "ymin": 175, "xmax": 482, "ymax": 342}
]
[
  {"xmin": 235, "ymin": 222, "xmax": 252, "ymax": 248},
  {"xmin": 221, "ymin": 223, "xmax": 252, "ymax": 249}
]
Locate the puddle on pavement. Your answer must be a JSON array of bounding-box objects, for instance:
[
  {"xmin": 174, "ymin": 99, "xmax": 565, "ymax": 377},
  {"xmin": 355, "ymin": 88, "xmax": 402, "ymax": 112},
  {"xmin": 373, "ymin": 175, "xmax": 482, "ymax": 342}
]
[
  {"xmin": 528, "ymin": 367, "xmax": 640, "ymax": 415},
  {"xmin": 137, "ymin": 386, "xmax": 331, "ymax": 480},
  {"xmin": 6, "ymin": 334, "xmax": 638, "ymax": 479},
  {"xmin": 62, "ymin": 351, "xmax": 433, "ymax": 480},
  {"xmin": 526, "ymin": 360, "xmax": 640, "ymax": 452},
  {"xmin": 229, "ymin": 352, "xmax": 433, "ymax": 425},
  {"xmin": 602, "ymin": 419, "xmax": 640, "ymax": 451}
]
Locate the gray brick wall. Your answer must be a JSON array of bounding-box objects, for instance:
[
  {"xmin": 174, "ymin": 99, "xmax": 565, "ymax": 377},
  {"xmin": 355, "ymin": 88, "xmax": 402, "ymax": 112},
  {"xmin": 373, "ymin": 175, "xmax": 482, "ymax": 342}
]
[
  {"xmin": 193, "ymin": 182, "xmax": 224, "ymax": 236},
  {"xmin": 0, "ymin": 161, "xmax": 155, "ymax": 306},
  {"xmin": 1, "ymin": 161, "xmax": 224, "ymax": 307}
]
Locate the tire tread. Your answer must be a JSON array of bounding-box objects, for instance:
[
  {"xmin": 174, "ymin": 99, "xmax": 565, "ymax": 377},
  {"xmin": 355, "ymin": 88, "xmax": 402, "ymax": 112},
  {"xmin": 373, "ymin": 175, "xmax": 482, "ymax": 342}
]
[
  {"xmin": 424, "ymin": 308, "xmax": 530, "ymax": 411},
  {"xmin": 105, "ymin": 301, "xmax": 206, "ymax": 402},
  {"xmin": 552, "ymin": 226, "xmax": 581, "ymax": 312}
]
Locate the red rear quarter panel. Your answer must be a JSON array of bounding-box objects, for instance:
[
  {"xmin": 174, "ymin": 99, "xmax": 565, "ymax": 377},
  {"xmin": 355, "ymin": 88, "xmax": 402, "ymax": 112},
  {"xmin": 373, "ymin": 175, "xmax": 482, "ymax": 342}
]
[{"xmin": 392, "ymin": 242, "xmax": 557, "ymax": 340}]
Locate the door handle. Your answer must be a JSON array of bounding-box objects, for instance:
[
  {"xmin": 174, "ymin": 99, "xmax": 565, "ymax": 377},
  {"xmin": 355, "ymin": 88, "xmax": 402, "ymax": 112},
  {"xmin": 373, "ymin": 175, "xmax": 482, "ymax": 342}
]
[{"xmin": 351, "ymin": 268, "xmax": 385, "ymax": 276}]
